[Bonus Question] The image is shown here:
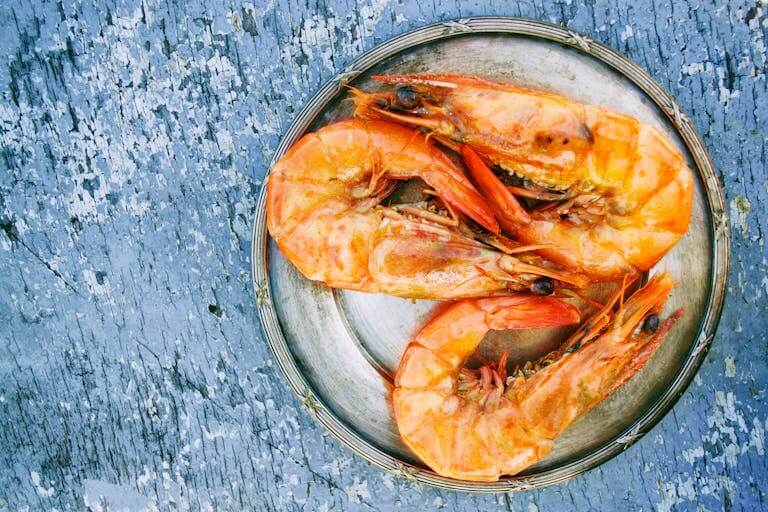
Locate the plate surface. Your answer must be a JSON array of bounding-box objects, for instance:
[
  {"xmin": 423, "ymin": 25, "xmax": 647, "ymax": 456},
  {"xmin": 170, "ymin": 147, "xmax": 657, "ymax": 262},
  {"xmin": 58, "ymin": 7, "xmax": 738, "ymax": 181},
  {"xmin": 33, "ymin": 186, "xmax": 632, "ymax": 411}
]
[{"xmin": 252, "ymin": 18, "xmax": 728, "ymax": 491}]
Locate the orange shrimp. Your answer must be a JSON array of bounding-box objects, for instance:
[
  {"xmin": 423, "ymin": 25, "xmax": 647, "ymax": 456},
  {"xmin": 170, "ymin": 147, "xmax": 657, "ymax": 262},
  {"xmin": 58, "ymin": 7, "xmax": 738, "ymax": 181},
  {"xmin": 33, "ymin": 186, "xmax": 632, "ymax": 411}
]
[
  {"xmin": 393, "ymin": 273, "xmax": 683, "ymax": 481},
  {"xmin": 354, "ymin": 74, "xmax": 693, "ymax": 279},
  {"xmin": 266, "ymin": 118, "xmax": 587, "ymax": 299}
]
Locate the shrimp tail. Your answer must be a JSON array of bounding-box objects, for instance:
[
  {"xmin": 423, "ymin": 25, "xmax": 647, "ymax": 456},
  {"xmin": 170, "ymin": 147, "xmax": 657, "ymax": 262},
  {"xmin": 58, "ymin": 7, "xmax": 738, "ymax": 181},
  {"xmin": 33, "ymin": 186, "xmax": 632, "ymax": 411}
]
[
  {"xmin": 421, "ymin": 165, "xmax": 500, "ymax": 233},
  {"xmin": 461, "ymin": 145, "xmax": 531, "ymax": 229},
  {"xmin": 476, "ymin": 295, "xmax": 580, "ymax": 331}
]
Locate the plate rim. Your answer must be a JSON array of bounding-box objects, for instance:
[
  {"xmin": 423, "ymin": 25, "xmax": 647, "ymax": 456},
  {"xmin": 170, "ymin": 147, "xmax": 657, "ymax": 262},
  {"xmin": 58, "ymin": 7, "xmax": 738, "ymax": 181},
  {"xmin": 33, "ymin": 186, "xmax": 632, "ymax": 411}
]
[{"xmin": 250, "ymin": 16, "xmax": 730, "ymax": 492}]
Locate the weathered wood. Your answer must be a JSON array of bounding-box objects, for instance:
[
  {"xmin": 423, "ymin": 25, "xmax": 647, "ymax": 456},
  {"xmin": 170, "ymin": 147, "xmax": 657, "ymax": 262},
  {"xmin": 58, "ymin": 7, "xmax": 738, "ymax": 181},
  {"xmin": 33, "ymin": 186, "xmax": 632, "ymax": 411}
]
[{"xmin": 0, "ymin": 0, "xmax": 766, "ymax": 510}]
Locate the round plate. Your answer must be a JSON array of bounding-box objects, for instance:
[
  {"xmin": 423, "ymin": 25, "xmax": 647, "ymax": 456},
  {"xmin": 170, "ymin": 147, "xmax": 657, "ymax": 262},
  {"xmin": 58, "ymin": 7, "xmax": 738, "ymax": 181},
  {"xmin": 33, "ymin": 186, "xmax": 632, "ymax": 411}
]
[{"xmin": 251, "ymin": 17, "xmax": 729, "ymax": 491}]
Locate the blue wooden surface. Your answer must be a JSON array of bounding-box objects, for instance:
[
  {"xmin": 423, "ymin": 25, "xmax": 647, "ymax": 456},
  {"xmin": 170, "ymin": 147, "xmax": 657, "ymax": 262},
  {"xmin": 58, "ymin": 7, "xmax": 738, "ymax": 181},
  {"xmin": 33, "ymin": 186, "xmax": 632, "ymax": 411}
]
[{"xmin": 1, "ymin": 0, "xmax": 766, "ymax": 510}]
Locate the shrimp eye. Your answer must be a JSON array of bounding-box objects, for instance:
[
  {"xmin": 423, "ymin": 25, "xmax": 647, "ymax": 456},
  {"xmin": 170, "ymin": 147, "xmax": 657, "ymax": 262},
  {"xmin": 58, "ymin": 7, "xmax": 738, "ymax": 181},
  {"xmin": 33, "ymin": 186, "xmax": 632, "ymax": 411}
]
[
  {"xmin": 642, "ymin": 314, "xmax": 660, "ymax": 333},
  {"xmin": 531, "ymin": 277, "xmax": 555, "ymax": 296},
  {"xmin": 395, "ymin": 86, "xmax": 420, "ymax": 110}
]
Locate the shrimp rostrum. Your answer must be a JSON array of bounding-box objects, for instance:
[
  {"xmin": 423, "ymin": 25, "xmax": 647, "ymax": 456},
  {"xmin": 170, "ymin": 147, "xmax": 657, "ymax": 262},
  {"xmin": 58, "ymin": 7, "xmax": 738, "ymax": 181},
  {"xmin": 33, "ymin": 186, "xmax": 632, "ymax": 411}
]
[
  {"xmin": 267, "ymin": 118, "xmax": 586, "ymax": 299},
  {"xmin": 393, "ymin": 273, "xmax": 684, "ymax": 481},
  {"xmin": 354, "ymin": 75, "xmax": 694, "ymax": 279}
]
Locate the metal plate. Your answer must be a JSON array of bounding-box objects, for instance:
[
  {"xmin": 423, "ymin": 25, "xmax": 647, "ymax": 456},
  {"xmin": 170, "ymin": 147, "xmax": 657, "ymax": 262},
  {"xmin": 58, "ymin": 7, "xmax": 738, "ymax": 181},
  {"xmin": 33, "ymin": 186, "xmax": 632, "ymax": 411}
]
[{"xmin": 251, "ymin": 18, "xmax": 729, "ymax": 492}]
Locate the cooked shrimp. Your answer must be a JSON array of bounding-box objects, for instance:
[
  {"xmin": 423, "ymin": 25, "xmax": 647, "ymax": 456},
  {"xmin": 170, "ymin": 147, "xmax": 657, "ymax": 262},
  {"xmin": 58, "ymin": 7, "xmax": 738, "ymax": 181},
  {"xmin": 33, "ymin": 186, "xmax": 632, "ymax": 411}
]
[
  {"xmin": 393, "ymin": 273, "xmax": 683, "ymax": 481},
  {"xmin": 267, "ymin": 118, "xmax": 587, "ymax": 299},
  {"xmin": 354, "ymin": 75, "xmax": 693, "ymax": 279}
]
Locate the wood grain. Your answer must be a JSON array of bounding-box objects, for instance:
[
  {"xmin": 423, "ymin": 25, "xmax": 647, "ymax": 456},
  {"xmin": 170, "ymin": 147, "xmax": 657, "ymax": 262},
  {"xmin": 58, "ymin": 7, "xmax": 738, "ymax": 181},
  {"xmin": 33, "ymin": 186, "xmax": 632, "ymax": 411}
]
[{"xmin": 0, "ymin": 0, "xmax": 766, "ymax": 510}]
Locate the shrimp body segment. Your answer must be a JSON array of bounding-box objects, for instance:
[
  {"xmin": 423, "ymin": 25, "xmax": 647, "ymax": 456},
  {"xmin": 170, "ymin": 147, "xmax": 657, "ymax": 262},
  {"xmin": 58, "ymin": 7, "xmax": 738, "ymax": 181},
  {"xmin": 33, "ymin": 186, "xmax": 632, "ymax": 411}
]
[
  {"xmin": 267, "ymin": 119, "xmax": 584, "ymax": 298},
  {"xmin": 355, "ymin": 75, "xmax": 694, "ymax": 278},
  {"xmin": 393, "ymin": 273, "xmax": 683, "ymax": 481}
]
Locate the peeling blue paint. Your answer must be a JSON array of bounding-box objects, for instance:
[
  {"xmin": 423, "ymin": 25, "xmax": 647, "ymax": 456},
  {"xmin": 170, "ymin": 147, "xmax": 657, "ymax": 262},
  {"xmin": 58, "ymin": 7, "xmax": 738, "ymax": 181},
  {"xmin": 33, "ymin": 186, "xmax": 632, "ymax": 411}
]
[{"xmin": 0, "ymin": 0, "xmax": 766, "ymax": 511}]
